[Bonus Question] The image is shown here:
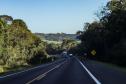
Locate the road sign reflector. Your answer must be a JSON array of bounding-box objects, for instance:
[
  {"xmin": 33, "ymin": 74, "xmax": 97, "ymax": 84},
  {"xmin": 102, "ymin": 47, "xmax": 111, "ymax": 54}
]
[{"xmin": 91, "ymin": 50, "xmax": 96, "ymax": 56}]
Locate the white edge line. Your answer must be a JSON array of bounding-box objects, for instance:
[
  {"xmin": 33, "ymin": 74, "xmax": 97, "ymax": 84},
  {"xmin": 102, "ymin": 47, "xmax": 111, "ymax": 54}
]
[
  {"xmin": 0, "ymin": 65, "xmax": 42, "ymax": 78},
  {"xmin": 75, "ymin": 57, "xmax": 101, "ymax": 84},
  {"xmin": 0, "ymin": 59, "xmax": 64, "ymax": 79}
]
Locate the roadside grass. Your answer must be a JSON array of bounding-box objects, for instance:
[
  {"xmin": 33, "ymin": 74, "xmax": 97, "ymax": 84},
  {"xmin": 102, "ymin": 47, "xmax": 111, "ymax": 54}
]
[
  {"xmin": 0, "ymin": 56, "xmax": 59, "ymax": 76},
  {"xmin": 78, "ymin": 56, "xmax": 126, "ymax": 72},
  {"xmin": 90, "ymin": 60, "xmax": 126, "ymax": 73},
  {"xmin": 0, "ymin": 65, "xmax": 31, "ymax": 76}
]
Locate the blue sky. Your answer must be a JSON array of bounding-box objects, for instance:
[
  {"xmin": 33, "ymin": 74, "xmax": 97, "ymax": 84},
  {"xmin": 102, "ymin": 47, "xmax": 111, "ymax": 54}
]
[{"xmin": 0, "ymin": 0, "xmax": 108, "ymax": 34}]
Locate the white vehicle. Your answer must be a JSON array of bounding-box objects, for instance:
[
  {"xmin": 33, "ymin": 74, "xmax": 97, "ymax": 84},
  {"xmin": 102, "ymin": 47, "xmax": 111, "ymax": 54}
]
[
  {"xmin": 61, "ymin": 51, "xmax": 68, "ymax": 58},
  {"xmin": 69, "ymin": 54, "xmax": 73, "ymax": 57}
]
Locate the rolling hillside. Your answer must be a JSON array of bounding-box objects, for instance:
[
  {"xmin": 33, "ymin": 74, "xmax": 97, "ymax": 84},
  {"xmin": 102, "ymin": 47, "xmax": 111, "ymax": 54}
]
[{"xmin": 34, "ymin": 33, "xmax": 78, "ymax": 41}]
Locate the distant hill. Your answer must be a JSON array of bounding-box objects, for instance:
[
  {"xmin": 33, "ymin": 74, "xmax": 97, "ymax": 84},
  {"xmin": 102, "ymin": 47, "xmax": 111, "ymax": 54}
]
[{"xmin": 34, "ymin": 33, "xmax": 78, "ymax": 41}]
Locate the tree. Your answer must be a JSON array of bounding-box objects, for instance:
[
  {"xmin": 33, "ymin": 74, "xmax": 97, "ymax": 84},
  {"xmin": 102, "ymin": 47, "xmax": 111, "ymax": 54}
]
[
  {"xmin": 106, "ymin": 0, "xmax": 126, "ymax": 11},
  {"xmin": 11, "ymin": 19, "xmax": 28, "ymax": 30},
  {"xmin": 77, "ymin": 0, "xmax": 126, "ymax": 66},
  {"xmin": 46, "ymin": 42, "xmax": 62, "ymax": 55},
  {"xmin": 61, "ymin": 39, "xmax": 77, "ymax": 51},
  {"xmin": 0, "ymin": 15, "xmax": 13, "ymax": 26},
  {"xmin": 0, "ymin": 15, "xmax": 49, "ymax": 69},
  {"xmin": 76, "ymin": 31, "xmax": 83, "ymax": 35}
]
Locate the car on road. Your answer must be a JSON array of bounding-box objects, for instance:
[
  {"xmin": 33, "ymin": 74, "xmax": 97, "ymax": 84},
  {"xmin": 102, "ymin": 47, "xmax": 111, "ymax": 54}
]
[
  {"xmin": 61, "ymin": 51, "xmax": 68, "ymax": 58},
  {"xmin": 69, "ymin": 54, "xmax": 73, "ymax": 57}
]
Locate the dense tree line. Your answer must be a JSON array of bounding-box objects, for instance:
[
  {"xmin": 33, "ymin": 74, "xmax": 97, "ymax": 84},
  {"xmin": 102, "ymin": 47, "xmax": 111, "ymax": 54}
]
[
  {"xmin": 44, "ymin": 38, "xmax": 78, "ymax": 55},
  {"xmin": 0, "ymin": 15, "xmax": 78, "ymax": 72},
  {"xmin": 0, "ymin": 15, "xmax": 48, "ymax": 71},
  {"xmin": 46, "ymin": 42, "xmax": 62, "ymax": 55},
  {"xmin": 77, "ymin": 0, "xmax": 126, "ymax": 66}
]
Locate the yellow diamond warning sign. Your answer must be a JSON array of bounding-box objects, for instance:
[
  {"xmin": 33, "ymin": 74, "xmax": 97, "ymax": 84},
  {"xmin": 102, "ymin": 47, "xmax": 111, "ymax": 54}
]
[{"xmin": 91, "ymin": 50, "xmax": 96, "ymax": 56}]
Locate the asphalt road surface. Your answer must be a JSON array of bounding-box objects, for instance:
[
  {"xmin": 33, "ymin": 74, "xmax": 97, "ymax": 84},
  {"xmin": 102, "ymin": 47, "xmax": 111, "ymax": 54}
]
[{"xmin": 0, "ymin": 56, "xmax": 126, "ymax": 84}]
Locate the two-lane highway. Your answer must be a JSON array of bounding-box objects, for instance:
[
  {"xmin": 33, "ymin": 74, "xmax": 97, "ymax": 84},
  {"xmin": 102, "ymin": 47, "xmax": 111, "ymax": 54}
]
[
  {"xmin": 28, "ymin": 57, "xmax": 100, "ymax": 84},
  {"xmin": 1, "ymin": 56, "xmax": 126, "ymax": 84},
  {"xmin": 0, "ymin": 58, "xmax": 67, "ymax": 84},
  {"xmin": 0, "ymin": 57, "xmax": 100, "ymax": 84}
]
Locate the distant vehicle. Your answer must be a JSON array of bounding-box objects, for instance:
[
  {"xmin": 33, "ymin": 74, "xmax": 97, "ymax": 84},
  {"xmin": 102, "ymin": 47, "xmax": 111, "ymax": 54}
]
[
  {"xmin": 61, "ymin": 51, "xmax": 68, "ymax": 58},
  {"xmin": 69, "ymin": 54, "xmax": 73, "ymax": 57},
  {"xmin": 63, "ymin": 51, "xmax": 67, "ymax": 54}
]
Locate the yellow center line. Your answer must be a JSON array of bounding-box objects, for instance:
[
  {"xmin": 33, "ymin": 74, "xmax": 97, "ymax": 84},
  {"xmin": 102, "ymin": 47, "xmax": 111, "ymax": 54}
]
[{"xmin": 26, "ymin": 61, "xmax": 65, "ymax": 84}]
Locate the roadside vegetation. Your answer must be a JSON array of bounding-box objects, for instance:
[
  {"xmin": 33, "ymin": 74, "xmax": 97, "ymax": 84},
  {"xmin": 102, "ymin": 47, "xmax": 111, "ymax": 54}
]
[
  {"xmin": 75, "ymin": 0, "xmax": 126, "ymax": 67},
  {"xmin": 1, "ymin": 0, "xmax": 126, "ymax": 74},
  {"xmin": 0, "ymin": 15, "xmax": 79, "ymax": 74},
  {"xmin": 0, "ymin": 15, "xmax": 52, "ymax": 73}
]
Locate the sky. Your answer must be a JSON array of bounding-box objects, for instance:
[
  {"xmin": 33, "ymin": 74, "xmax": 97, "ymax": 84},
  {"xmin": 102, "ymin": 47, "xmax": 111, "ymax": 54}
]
[{"xmin": 0, "ymin": 0, "xmax": 108, "ymax": 34}]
